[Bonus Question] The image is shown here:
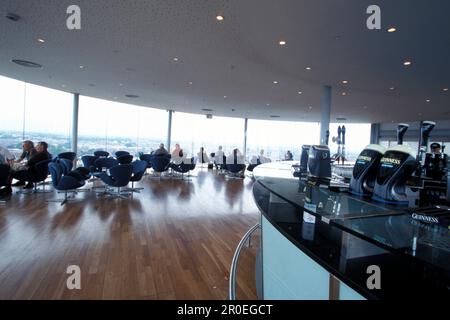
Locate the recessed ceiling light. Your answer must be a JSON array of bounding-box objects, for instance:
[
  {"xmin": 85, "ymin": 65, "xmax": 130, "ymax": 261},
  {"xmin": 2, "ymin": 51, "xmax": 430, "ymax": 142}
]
[
  {"xmin": 216, "ymin": 15, "xmax": 224, "ymax": 21},
  {"xmin": 223, "ymin": 95, "xmax": 227, "ymax": 99},
  {"xmin": 298, "ymin": 91, "xmax": 302, "ymax": 95},
  {"xmin": 308, "ymin": 106, "xmax": 313, "ymax": 110},
  {"xmin": 273, "ymin": 80, "xmax": 278, "ymax": 84},
  {"xmin": 389, "ymin": 87, "xmax": 395, "ymax": 91},
  {"xmin": 11, "ymin": 59, "xmax": 42, "ymax": 68},
  {"xmin": 342, "ymin": 92, "xmax": 347, "ymax": 96},
  {"xmin": 188, "ymin": 81, "xmax": 193, "ymax": 85},
  {"xmin": 279, "ymin": 40, "xmax": 286, "ymax": 46},
  {"xmin": 79, "ymin": 65, "xmax": 84, "ymax": 69},
  {"xmin": 426, "ymin": 99, "xmax": 431, "ymax": 103},
  {"xmin": 403, "ymin": 60, "xmax": 412, "ymax": 66},
  {"xmin": 443, "ymin": 88, "xmax": 449, "ymax": 92},
  {"xmin": 387, "ymin": 27, "xmax": 397, "ymax": 33},
  {"xmin": 37, "ymin": 38, "xmax": 45, "ymax": 43},
  {"xmin": 173, "ymin": 57, "xmax": 179, "ymax": 62},
  {"xmin": 266, "ymin": 103, "xmax": 270, "ymax": 107},
  {"xmin": 305, "ymin": 67, "xmax": 312, "ymax": 70},
  {"xmin": 342, "ymin": 80, "xmax": 348, "ymax": 84}
]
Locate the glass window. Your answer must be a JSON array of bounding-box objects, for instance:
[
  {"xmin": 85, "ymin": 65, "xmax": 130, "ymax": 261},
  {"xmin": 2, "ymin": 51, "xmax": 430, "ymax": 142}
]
[
  {"xmin": 23, "ymin": 83, "xmax": 72, "ymax": 156},
  {"xmin": 171, "ymin": 112, "xmax": 244, "ymax": 157},
  {"xmin": 0, "ymin": 75, "xmax": 72, "ymax": 157},
  {"xmin": 247, "ymin": 120, "xmax": 320, "ymax": 161},
  {"xmin": 0, "ymin": 75, "xmax": 26, "ymax": 158},
  {"xmin": 329, "ymin": 123, "xmax": 371, "ymax": 161},
  {"xmin": 136, "ymin": 106, "xmax": 168, "ymax": 154},
  {"xmin": 78, "ymin": 96, "xmax": 168, "ymax": 156}
]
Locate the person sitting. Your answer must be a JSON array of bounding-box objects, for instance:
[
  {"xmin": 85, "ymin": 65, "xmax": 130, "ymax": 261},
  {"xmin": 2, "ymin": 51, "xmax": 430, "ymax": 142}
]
[
  {"xmin": 0, "ymin": 145, "xmax": 14, "ymax": 165},
  {"xmin": 153, "ymin": 143, "xmax": 169, "ymax": 156},
  {"xmin": 285, "ymin": 150, "xmax": 293, "ymax": 161},
  {"xmin": 258, "ymin": 149, "xmax": 271, "ymax": 164},
  {"xmin": 2, "ymin": 142, "xmax": 51, "ymax": 194},
  {"xmin": 10, "ymin": 140, "xmax": 38, "ymax": 186},
  {"xmin": 171, "ymin": 143, "xmax": 185, "ymax": 165},
  {"xmin": 18, "ymin": 140, "xmax": 37, "ymax": 162},
  {"xmin": 226, "ymin": 148, "xmax": 246, "ymax": 177},
  {"xmin": 214, "ymin": 146, "xmax": 225, "ymax": 169},
  {"xmin": 197, "ymin": 147, "xmax": 209, "ymax": 165}
]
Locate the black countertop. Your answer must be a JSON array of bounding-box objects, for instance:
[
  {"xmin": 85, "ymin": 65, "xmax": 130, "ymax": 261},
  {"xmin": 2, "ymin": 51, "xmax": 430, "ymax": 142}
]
[{"xmin": 253, "ymin": 162, "xmax": 450, "ymax": 299}]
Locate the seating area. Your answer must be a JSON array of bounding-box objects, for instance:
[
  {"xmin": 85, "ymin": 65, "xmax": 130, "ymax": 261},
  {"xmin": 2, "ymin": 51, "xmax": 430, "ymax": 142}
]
[{"xmin": 0, "ymin": 149, "xmax": 252, "ymax": 205}]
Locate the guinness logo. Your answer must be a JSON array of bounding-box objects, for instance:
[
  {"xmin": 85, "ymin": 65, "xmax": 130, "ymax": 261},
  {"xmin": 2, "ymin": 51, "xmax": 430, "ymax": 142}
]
[
  {"xmin": 380, "ymin": 157, "xmax": 401, "ymax": 165},
  {"xmin": 411, "ymin": 213, "xmax": 439, "ymax": 224}
]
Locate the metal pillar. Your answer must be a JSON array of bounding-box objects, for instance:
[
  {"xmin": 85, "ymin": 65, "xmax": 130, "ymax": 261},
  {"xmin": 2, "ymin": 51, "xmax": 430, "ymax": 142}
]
[
  {"xmin": 72, "ymin": 93, "xmax": 79, "ymax": 157},
  {"xmin": 370, "ymin": 123, "xmax": 380, "ymax": 144},
  {"xmin": 243, "ymin": 118, "xmax": 248, "ymax": 157},
  {"xmin": 320, "ymin": 86, "xmax": 331, "ymax": 145},
  {"xmin": 167, "ymin": 110, "xmax": 173, "ymax": 151}
]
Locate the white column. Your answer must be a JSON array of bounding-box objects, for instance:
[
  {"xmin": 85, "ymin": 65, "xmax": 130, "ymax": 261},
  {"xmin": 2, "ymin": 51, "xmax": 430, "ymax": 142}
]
[
  {"xmin": 167, "ymin": 110, "xmax": 173, "ymax": 151},
  {"xmin": 320, "ymin": 85, "xmax": 331, "ymax": 145},
  {"xmin": 72, "ymin": 93, "xmax": 79, "ymax": 155},
  {"xmin": 243, "ymin": 118, "xmax": 248, "ymax": 157}
]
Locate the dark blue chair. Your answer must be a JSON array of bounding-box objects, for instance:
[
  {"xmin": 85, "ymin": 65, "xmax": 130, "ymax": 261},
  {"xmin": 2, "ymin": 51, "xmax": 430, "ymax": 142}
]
[
  {"xmin": 115, "ymin": 151, "xmax": 130, "ymax": 158},
  {"xmin": 97, "ymin": 164, "xmax": 133, "ymax": 199},
  {"xmin": 57, "ymin": 158, "xmax": 73, "ymax": 175},
  {"xmin": 139, "ymin": 154, "xmax": 153, "ymax": 173},
  {"xmin": 15, "ymin": 159, "xmax": 53, "ymax": 194},
  {"xmin": 172, "ymin": 157, "xmax": 195, "ymax": 180},
  {"xmin": 151, "ymin": 155, "xmax": 171, "ymax": 178},
  {"xmin": 81, "ymin": 155, "xmax": 98, "ymax": 179},
  {"xmin": 0, "ymin": 164, "xmax": 11, "ymax": 202},
  {"xmin": 47, "ymin": 162, "xmax": 86, "ymax": 205},
  {"xmin": 226, "ymin": 163, "xmax": 246, "ymax": 179},
  {"xmin": 126, "ymin": 160, "xmax": 148, "ymax": 192},
  {"xmin": 94, "ymin": 150, "xmax": 109, "ymax": 158},
  {"xmin": 93, "ymin": 157, "xmax": 119, "ymax": 174},
  {"xmin": 82, "ymin": 155, "xmax": 97, "ymax": 169},
  {"xmin": 57, "ymin": 152, "xmax": 77, "ymax": 162},
  {"xmin": 117, "ymin": 154, "xmax": 134, "ymax": 165}
]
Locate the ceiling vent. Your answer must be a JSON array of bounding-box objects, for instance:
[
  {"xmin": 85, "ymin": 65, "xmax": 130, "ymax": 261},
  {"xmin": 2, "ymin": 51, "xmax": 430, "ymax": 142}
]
[
  {"xmin": 11, "ymin": 59, "xmax": 42, "ymax": 68},
  {"xmin": 6, "ymin": 13, "xmax": 20, "ymax": 21}
]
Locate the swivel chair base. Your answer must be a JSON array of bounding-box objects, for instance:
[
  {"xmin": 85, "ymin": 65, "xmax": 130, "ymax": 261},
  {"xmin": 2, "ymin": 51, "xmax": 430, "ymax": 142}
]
[
  {"xmin": 46, "ymin": 191, "xmax": 81, "ymax": 206},
  {"xmin": 17, "ymin": 182, "xmax": 53, "ymax": 195},
  {"xmin": 124, "ymin": 181, "xmax": 144, "ymax": 193}
]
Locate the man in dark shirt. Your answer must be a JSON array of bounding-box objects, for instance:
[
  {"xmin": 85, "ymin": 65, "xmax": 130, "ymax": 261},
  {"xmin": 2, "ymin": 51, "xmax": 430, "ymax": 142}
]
[{"xmin": 0, "ymin": 141, "xmax": 51, "ymax": 195}]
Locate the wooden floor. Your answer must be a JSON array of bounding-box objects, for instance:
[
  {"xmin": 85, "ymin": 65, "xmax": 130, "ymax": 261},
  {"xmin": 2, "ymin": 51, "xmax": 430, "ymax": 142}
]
[{"xmin": 0, "ymin": 168, "xmax": 260, "ymax": 300}]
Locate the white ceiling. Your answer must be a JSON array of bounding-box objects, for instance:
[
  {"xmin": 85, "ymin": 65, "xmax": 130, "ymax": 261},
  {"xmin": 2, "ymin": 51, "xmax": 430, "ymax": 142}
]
[{"xmin": 0, "ymin": 0, "xmax": 449, "ymax": 123}]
